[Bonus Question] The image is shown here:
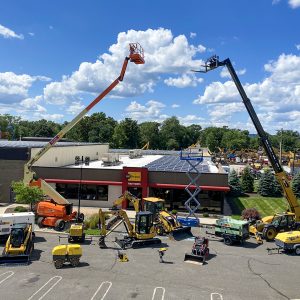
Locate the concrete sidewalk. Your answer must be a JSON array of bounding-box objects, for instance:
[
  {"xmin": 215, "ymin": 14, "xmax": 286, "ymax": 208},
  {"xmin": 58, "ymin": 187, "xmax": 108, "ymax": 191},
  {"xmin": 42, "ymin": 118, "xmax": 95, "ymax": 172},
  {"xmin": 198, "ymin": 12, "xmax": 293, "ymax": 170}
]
[{"xmin": 0, "ymin": 203, "xmax": 218, "ymax": 225}]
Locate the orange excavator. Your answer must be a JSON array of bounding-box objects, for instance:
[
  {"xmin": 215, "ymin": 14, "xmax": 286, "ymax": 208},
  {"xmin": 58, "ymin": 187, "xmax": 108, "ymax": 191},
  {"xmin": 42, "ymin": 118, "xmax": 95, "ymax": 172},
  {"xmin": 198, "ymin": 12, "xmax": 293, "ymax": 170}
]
[{"xmin": 24, "ymin": 44, "xmax": 145, "ymax": 231}]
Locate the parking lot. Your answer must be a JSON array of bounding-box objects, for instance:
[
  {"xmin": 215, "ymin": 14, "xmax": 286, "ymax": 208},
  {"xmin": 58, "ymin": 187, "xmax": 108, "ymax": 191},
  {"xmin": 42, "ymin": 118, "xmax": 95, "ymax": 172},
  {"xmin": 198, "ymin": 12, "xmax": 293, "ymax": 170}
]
[{"xmin": 0, "ymin": 227, "xmax": 300, "ymax": 300}]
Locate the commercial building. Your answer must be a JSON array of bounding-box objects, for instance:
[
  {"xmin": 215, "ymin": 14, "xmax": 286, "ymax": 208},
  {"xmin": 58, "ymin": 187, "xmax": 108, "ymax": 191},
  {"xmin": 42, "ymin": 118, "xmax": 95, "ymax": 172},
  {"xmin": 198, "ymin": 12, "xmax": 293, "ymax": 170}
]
[{"xmin": 0, "ymin": 141, "xmax": 229, "ymax": 213}]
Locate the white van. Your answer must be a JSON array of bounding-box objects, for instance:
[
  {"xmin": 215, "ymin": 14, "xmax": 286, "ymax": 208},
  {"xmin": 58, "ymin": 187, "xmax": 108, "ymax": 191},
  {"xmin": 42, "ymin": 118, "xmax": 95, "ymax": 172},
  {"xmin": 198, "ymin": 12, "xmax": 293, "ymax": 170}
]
[{"xmin": 0, "ymin": 212, "xmax": 35, "ymax": 241}]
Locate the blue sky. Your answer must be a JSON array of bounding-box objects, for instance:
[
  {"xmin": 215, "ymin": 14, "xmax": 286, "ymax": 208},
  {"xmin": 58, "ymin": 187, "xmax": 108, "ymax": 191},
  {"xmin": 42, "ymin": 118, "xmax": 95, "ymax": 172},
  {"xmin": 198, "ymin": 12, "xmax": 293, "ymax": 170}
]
[{"xmin": 0, "ymin": 0, "xmax": 300, "ymax": 134}]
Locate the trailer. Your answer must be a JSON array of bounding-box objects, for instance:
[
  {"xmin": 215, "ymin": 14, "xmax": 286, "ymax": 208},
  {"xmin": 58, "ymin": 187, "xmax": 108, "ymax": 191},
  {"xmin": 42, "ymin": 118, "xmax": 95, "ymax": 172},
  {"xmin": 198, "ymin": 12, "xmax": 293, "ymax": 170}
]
[{"xmin": 0, "ymin": 212, "xmax": 35, "ymax": 243}]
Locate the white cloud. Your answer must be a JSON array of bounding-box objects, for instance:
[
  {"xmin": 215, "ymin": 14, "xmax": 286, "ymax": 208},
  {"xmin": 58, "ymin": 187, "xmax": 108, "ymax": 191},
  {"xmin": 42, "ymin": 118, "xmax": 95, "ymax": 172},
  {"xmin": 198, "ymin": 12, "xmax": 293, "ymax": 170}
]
[
  {"xmin": 194, "ymin": 53, "xmax": 300, "ymax": 132},
  {"xmin": 0, "ymin": 72, "xmax": 50, "ymax": 104},
  {"xmin": 272, "ymin": 0, "xmax": 281, "ymax": 5},
  {"xmin": 20, "ymin": 96, "xmax": 47, "ymax": 113},
  {"xmin": 164, "ymin": 73, "xmax": 203, "ymax": 88},
  {"xmin": 125, "ymin": 100, "xmax": 167, "ymax": 122},
  {"xmin": 296, "ymin": 44, "xmax": 300, "ymax": 50},
  {"xmin": 33, "ymin": 113, "xmax": 64, "ymax": 121},
  {"xmin": 178, "ymin": 114, "xmax": 204, "ymax": 125},
  {"xmin": 289, "ymin": 0, "xmax": 300, "ymax": 8},
  {"xmin": 208, "ymin": 103, "xmax": 244, "ymax": 122},
  {"xmin": 190, "ymin": 32, "xmax": 196, "ymax": 39},
  {"xmin": 66, "ymin": 101, "xmax": 85, "ymax": 115},
  {"xmin": 43, "ymin": 28, "xmax": 207, "ymax": 105},
  {"xmin": 171, "ymin": 104, "xmax": 180, "ymax": 108},
  {"xmin": 220, "ymin": 67, "xmax": 246, "ymax": 78},
  {"xmin": 0, "ymin": 24, "xmax": 24, "ymax": 39},
  {"xmin": 28, "ymin": 32, "xmax": 35, "ymax": 37}
]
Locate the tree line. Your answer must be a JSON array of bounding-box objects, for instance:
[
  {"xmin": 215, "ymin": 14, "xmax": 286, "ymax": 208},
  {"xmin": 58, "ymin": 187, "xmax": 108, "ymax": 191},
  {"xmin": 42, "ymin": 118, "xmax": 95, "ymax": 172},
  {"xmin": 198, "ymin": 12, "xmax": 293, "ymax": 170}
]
[{"xmin": 1, "ymin": 113, "xmax": 299, "ymax": 151}]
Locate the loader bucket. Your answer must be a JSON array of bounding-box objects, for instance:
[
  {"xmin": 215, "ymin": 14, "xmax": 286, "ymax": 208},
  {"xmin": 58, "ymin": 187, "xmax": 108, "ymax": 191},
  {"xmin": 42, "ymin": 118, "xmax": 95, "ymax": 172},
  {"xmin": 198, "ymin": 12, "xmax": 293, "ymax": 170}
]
[
  {"xmin": 170, "ymin": 226, "xmax": 193, "ymax": 241},
  {"xmin": 184, "ymin": 253, "xmax": 205, "ymax": 265},
  {"xmin": 0, "ymin": 254, "xmax": 30, "ymax": 265}
]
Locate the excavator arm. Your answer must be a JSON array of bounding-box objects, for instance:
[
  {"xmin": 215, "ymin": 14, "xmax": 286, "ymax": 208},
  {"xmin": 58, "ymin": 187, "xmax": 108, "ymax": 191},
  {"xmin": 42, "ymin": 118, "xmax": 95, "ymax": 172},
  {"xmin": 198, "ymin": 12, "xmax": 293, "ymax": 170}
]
[
  {"xmin": 195, "ymin": 55, "xmax": 300, "ymax": 221},
  {"xmin": 112, "ymin": 191, "xmax": 141, "ymax": 212},
  {"xmin": 23, "ymin": 43, "xmax": 145, "ymax": 205}
]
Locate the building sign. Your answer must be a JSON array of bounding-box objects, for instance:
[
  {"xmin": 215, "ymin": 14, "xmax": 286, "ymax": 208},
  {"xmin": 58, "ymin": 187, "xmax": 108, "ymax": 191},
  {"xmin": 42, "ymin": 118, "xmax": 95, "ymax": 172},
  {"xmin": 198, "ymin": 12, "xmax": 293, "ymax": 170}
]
[{"xmin": 127, "ymin": 171, "xmax": 141, "ymax": 182}]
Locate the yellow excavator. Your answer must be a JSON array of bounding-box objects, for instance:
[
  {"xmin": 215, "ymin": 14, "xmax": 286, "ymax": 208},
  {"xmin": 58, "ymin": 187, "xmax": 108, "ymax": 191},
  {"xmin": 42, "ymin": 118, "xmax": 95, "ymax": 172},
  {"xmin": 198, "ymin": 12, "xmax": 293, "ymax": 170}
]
[
  {"xmin": 113, "ymin": 191, "xmax": 192, "ymax": 239},
  {"xmin": 196, "ymin": 55, "xmax": 300, "ymax": 242},
  {"xmin": 0, "ymin": 223, "xmax": 34, "ymax": 264},
  {"xmin": 98, "ymin": 208, "xmax": 161, "ymax": 249}
]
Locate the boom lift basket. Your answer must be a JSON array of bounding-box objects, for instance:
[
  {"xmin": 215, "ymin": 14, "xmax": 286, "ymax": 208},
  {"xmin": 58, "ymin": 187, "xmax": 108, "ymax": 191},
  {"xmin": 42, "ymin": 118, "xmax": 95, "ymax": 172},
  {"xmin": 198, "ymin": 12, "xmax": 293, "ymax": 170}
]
[{"xmin": 129, "ymin": 43, "xmax": 145, "ymax": 64}]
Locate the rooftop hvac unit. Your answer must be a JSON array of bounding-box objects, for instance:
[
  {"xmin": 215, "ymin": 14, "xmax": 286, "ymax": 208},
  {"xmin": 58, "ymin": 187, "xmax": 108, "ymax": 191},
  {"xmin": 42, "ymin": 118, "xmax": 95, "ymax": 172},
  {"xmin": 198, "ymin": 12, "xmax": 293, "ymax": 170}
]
[
  {"xmin": 101, "ymin": 153, "xmax": 120, "ymax": 166},
  {"xmin": 129, "ymin": 149, "xmax": 142, "ymax": 159}
]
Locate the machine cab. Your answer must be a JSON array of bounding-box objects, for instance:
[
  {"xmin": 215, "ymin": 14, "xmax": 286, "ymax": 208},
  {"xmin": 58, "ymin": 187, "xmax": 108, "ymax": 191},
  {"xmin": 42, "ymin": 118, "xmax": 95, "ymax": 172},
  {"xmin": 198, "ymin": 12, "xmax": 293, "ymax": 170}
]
[
  {"xmin": 143, "ymin": 197, "xmax": 165, "ymax": 219},
  {"xmin": 135, "ymin": 211, "xmax": 154, "ymax": 234}
]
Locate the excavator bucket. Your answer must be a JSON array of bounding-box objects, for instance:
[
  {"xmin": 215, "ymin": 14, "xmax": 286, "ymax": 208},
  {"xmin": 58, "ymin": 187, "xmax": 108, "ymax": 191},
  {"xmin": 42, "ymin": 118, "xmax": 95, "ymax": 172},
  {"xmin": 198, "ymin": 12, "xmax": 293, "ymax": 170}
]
[
  {"xmin": 184, "ymin": 253, "xmax": 205, "ymax": 265},
  {"xmin": 0, "ymin": 254, "xmax": 30, "ymax": 265},
  {"xmin": 169, "ymin": 226, "xmax": 193, "ymax": 240}
]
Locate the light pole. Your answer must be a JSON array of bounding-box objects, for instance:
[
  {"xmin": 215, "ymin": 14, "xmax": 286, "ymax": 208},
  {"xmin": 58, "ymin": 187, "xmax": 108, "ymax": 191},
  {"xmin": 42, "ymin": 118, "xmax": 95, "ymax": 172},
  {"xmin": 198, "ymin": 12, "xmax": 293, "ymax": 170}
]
[{"xmin": 75, "ymin": 156, "xmax": 90, "ymax": 221}]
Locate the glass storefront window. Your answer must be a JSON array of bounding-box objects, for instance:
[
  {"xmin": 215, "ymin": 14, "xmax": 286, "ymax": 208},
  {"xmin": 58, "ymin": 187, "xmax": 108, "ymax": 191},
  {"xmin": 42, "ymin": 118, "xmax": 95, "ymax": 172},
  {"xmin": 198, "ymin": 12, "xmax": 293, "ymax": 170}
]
[{"xmin": 56, "ymin": 183, "xmax": 108, "ymax": 201}]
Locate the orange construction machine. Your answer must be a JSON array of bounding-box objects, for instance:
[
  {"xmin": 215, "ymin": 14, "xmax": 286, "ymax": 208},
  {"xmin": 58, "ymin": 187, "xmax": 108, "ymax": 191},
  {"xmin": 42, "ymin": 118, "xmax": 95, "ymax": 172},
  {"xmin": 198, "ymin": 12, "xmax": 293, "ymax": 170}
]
[{"xmin": 23, "ymin": 44, "xmax": 145, "ymax": 231}]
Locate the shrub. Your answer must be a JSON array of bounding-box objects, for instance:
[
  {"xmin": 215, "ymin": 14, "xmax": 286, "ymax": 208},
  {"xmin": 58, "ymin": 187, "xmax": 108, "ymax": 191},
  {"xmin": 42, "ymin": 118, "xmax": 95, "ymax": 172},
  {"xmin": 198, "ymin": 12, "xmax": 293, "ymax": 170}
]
[
  {"xmin": 203, "ymin": 213, "xmax": 210, "ymax": 218},
  {"xmin": 241, "ymin": 208, "xmax": 261, "ymax": 222},
  {"xmin": 14, "ymin": 206, "xmax": 28, "ymax": 212},
  {"xmin": 84, "ymin": 213, "xmax": 99, "ymax": 229},
  {"xmin": 171, "ymin": 209, "xmax": 178, "ymax": 215}
]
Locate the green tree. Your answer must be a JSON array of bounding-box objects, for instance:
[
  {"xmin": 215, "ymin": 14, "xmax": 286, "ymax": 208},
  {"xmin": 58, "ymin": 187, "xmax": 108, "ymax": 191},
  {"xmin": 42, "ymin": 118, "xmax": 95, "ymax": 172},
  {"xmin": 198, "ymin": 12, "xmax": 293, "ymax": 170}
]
[
  {"xmin": 228, "ymin": 170, "xmax": 242, "ymax": 196},
  {"xmin": 112, "ymin": 118, "xmax": 140, "ymax": 148},
  {"xmin": 31, "ymin": 119, "xmax": 60, "ymax": 137},
  {"xmin": 139, "ymin": 121, "xmax": 161, "ymax": 149},
  {"xmin": 258, "ymin": 168, "xmax": 282, "ymax": 197},
  {"xmin": 241, "ymin": 166, "xmax": 254, "ymax": 193},
  {"xmin": 159, "ymin": 116, "xmax": 185, "ymax": 149},
  {"xmin": 12, "ymin": 181, "xmax": 44, "ymax": 211},
  {"xmin": 292, "ymin": 172, "xmax": 300, "ymax": 199}
]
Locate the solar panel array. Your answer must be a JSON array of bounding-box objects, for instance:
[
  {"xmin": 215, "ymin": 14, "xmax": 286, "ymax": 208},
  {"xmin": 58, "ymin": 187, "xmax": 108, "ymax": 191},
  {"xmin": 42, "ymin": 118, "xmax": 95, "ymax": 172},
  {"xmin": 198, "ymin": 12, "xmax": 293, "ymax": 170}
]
[
  {"xmin": 145, "ymin": 155, "xmax": 210, "ymax": 173},
  {"xmin": 0, "ymin": 140, "xmax": 100, "ymax": 148}
]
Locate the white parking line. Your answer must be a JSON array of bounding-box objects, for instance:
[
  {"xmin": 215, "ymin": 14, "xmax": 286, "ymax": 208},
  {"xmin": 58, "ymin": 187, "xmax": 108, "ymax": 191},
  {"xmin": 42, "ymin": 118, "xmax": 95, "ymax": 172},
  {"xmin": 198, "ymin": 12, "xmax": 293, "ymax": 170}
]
[
  {"xmin": 211, "ymin": 292, "xmax": 223, "ymax": 300},
  {"xmin": 27, "ymin": 276, "xmax": 62, "ymax": 300},
  {"xmin": 0, "ymin": 271, "xmax": 14, "ymax": 285},
  {"xmin": 90, "ymin": 281, "xmax": 112, "ymax": 300},
  {"xmin": 152, "ymin": 287, "xmax": 165, "ymax": 300}
]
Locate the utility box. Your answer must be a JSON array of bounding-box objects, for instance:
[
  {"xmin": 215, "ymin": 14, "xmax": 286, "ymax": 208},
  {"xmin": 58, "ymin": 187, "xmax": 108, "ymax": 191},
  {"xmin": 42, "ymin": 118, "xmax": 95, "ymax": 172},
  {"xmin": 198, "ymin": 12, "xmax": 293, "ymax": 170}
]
[{"xmin": 0, "ymin": 212, "xmax": 35, "ymax": 241}]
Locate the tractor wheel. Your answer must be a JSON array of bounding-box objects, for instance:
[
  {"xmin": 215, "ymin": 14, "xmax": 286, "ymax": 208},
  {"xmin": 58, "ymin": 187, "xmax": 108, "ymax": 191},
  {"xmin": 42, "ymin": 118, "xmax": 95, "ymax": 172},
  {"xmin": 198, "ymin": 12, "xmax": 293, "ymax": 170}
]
[
  {"xmin": 69, "ymin": 257, "xmax": 80, "ymax": 267},
  {"xmin": 264, "ymin": 227, "xmax": 277, "ymax": 242},
  {"xmin": 54, "ymin": 219, "xmax": 66, "ymax": 231},
  {"xmin": 295, "ymin": 246, "xmax": 300, "ymax": 256},
  {"xmin": 37, "ymin": 217, "xmax": 44, "ymax": 228},
  {"xmin": 224, "ymin": 236, "xmax": 233, "ymax": 246},
  {"xmin": 54, "ymin": 259, "xmax": 64, "ymax": 269}
]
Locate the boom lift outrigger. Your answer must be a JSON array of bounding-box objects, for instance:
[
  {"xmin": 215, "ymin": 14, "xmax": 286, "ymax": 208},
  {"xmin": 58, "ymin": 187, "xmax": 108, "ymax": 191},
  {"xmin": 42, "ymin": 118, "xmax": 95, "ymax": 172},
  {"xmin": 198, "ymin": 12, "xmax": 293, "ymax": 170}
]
[
  {"xmin": 194, "ymin": 56, "xmax": 300, "ymax": 241},
  {"xmin": 23, "ymin": 44, "xmax": 145, "ymax": 230}
]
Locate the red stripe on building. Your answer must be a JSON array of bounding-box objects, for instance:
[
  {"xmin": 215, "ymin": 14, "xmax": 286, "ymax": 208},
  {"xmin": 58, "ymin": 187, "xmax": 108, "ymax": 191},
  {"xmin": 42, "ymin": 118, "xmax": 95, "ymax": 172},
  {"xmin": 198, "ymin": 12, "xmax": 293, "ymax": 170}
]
[{"xmin": 44, "ymin": 179, "xmax": 122, "ymax": 186}]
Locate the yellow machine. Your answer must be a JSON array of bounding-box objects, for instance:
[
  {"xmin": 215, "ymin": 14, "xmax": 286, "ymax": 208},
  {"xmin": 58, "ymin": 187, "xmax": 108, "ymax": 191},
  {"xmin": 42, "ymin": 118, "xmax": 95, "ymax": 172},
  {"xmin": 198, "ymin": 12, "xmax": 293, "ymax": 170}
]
[
  {"xmin": 98, "ymin": 208, "xmax": 161, "ymax": 249},
  {"xmin": 195, "ymin": 55, "xmax": 300, "ymax": 242},
  {"xmin": 68, "ymin": 223, "xmax": 85, "ymax": 243},
  {"xmin": 113, "ymin": 191, "xmax": 191, "ymax": 239},
  {"xmin": 0, "ymin": 223, "xmax": 34, "ymax": 264},
  {"xmin": 267, "ymin": 231, "xmax": 300, "ymax": 255},
  {"xmin": 52, "ymin": 244, "xmax": 82, "ymax": 269}
]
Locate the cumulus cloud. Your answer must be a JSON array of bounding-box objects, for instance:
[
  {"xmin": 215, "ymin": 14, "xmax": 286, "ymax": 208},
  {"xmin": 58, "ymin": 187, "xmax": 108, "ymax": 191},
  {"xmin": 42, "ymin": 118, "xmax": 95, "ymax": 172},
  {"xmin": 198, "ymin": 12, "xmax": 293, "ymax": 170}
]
[
  {"xmin": 220, "ymin": 67, "xmax": 246, "ymax": 78},
  {"xmin": 66, "ymin": 101, "xmax": 85, "ymax": 115},
  {"xmin": 125, "ymin": 100, "xmax": 167, "ymax": 122},
  {"xmin": 296, "ymin": 44, "xmax": 300, "ymax": 50},
  {"xmin": 164, "ymin": 73, "xmax": 203, "ymax": 88},
  {"xmin": 43, "ymin": 28, "xmax": 207, "ymax": 105},
  {"xmin": 0, "ymin": 72, "xmax": 50, "ymax": 104},
  {"xmin": 190, "ymin": 32, "xmax": 196, "ymax": 39},
  {"xmin": 171, "ymin": 104, "xmax": 180, "ymax": 108},
  {"xmin": 194, "ymin": 53, "xmax": 300, "ymax": 132},
  {"xmin": 20, "ymin": 96, "xmax": 47, "ymax": 113},
  {"xmin": 178, "ymin": 114, "xmax": 204, "ymax": 125},
  {"xmin": 0, "ymin": 24, "xmax": 24, "ymax": 39},
  {"xmin": 289, "ymin": 0, "xmax": 300, "ymax": 8}
]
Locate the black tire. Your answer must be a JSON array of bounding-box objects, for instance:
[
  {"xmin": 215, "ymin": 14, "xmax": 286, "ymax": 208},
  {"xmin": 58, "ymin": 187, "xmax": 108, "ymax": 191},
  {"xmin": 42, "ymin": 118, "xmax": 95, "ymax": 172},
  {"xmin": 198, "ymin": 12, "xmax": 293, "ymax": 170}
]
[
  {"xmin": 54, "ymin": 259, "xmax": 64, "ymax": 269},
  {"xmin": 295, "ymin": 246, "xmax": 300, "ymax": 256},
  {"xmin": 54, "ymin": 219, "xmax": 65, "ymax": 231},
  {"xmin": 69, "ymin": 257, "xmax": 80, "ymax": 267},
  {"xmin": 37, "ymin": 217, "xmax": 44, "ymax": 228},
  {"xmin": 224, "ymin": 236, "xmax": 233, "ymax": 246},
  {"xmin": 263, "ymin": 227, "xmax": 277, "ymax": 242}
]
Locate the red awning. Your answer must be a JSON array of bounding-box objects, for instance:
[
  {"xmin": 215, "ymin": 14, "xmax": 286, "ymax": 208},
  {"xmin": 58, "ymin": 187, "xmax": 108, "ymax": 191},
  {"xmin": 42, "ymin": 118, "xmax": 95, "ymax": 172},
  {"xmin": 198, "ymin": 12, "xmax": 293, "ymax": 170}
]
[
  {"xmin": 148, "ymin": 183, "xmax": 230, "ymax": 192},
  {"xmin": 45, "ymin": 179, "xmax": 122, "ymax": 186}
]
